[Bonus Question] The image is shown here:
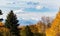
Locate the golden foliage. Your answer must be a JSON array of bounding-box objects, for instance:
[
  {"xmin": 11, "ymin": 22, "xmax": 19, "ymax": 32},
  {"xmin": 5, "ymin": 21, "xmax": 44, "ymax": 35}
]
[{"xmin": 46, "ymin": 11, "xmax": 60, "ymax": 36}]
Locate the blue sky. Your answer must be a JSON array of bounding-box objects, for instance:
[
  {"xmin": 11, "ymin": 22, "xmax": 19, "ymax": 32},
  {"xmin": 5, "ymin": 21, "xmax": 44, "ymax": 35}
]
[{"xmin": 0, "ymin": 0, "xmax": 60, "ymax": 25}]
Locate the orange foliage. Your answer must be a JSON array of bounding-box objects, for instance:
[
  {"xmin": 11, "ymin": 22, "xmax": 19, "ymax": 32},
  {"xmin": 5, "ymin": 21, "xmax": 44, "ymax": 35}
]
[{"xmin": 46, "ymin": 11, "xmax": 60, "ymax": 36}]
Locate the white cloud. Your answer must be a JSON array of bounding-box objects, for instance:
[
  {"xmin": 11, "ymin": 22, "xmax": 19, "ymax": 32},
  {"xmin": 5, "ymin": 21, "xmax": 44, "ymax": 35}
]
[
  {"xmin": 36, "ymin": 5, "xmax": 43, "ymax": 10},
  {"xmin": 2, "ymin": 11, "xmax": 9, "ymax": 19},
  {"xmin": 15, "ymin": 11, "xmax": 57, "ymax": 21},
  {"xmin": 23, "ymin": 0, "xmax": 60, "ymax": 10},
  {"xmin": 0, "ymin": 0, "xmax": 7, "ymax": 6},
  {"xmin": 0, "ymin": 0, "xmax": 60, "ymax": 21},
  {"xmin": 0, "ymin": 0, "xmax": 60, "ymax": 11},
  {"xmin": 14, "ymin": 9, "xmax": 24, "ymax": 13},
  {"xmin": 39, "ymin": 0, "xmax": 60, "ymax": 9}
]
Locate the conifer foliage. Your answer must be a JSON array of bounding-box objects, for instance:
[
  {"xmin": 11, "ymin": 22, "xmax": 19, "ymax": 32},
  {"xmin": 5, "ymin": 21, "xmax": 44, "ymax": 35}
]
[
  {"xmin": 5, "ymin": 10, "xmax": 20, "ymax": 36},
  {"xmin": 0, "ymin": 10, "xmax": 3, "ymax": 15},
  {"xmin": 25, "ymin": 25, "xmax": 34, "ymax": 36},
  {"xmin": 0, "ymin": 10, "xmax": 3, "ymax": 21}
]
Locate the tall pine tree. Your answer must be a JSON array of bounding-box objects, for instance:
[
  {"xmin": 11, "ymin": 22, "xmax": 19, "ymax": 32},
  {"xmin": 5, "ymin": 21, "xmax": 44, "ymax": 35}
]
[
  {"xmin": 0, "ymin": 10, "xmax": 3, "ymax": 15},
  {"xmin": 5, "ymin": 10, "xmax": 20, "ymax": 36},
  {"xmin": 0, "ymin": 10, "xmax": 3, "ymax": 21},
  {"xmin": 25, "ymin": 25, "xmax": 34, "ymax": 36}
]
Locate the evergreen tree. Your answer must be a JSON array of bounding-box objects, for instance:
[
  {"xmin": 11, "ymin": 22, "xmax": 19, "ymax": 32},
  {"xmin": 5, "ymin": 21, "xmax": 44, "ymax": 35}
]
[
  {"xmin": 0, "ymin": 10, "xmax": 3, "ymax": 21},
  {"xmin": 5, "ymin": 10, "xmax": 20, "ymax": 36},
  {"xmin": 25, "ymin": 25, "xmax": 34, "ymax": 36},
  {"xmin": 0, "ymin": 10, "xmax": 3, "ymax": 15}
]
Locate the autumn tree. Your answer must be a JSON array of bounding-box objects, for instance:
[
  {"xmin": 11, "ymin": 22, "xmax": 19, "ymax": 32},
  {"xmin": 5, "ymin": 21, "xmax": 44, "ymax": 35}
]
[
  {"xmin": 5, "ymin": 10, "xmax": 20, "ymax": 36},
  {"xmin": 41, "ymin": 16, "xmax": 52, "ymax": 28}
]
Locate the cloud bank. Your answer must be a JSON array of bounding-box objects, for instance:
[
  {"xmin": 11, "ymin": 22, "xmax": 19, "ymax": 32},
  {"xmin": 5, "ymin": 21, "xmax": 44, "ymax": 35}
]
[{"xmin": 0, "ymin": 0, "xmax": 60, "ymax": 25}]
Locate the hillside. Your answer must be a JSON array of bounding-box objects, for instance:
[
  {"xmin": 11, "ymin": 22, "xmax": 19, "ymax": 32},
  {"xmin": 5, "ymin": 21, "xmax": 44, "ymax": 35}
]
[
  {"xmin": 46, "ymin": 11, "xmax": 60, "ymax": 36},
  {"xmin": 0, "ymin": 22, "xmax": 4, "ymax": 27},
  {"xmin": 20, "ymin": 21, "xmax": 47, "ymax": 36},
  {"xmin": 0, "ymin": 22, "xmax": 5, "ymax": 31},
  {"xmin": 20, "ymin": 21, "xmax": 47, "ymax": 33},
  {"xmin": 0, "ymin": 22, "xmax": 10, "ymax": 36},
  {"xmin": 30, "ymin": 21, "xmax": 46, "ymax": 33}
]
